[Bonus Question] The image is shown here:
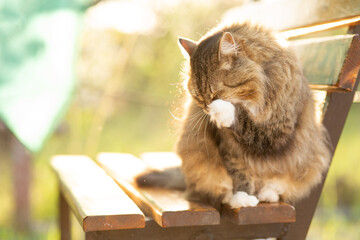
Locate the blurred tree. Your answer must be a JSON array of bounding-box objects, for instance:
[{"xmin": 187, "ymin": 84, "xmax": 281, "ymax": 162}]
[
  {"xmin": 0, "ymin": 0, "xmax": 92, "ymax": 231},
  {"xmin": 0, "ymin": 0, "xmax": 90, "ymax": 152}
]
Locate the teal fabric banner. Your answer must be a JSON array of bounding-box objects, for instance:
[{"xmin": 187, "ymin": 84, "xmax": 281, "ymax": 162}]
[{"xmin": 0, "ymin": 1, "xmax": 87, "ymax": 152}]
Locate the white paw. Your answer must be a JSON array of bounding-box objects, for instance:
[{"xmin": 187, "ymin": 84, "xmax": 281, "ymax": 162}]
[
  {"xmin": 258, "ymin": 188, "xmax": 279, "ymax": 203},
  {"xmin": 227, "ymin": 191, "xmax": 259, "ymax": 208},
  {"xmin": 208, "ymin": 99, "xmax": 235, "ymax": 128}
]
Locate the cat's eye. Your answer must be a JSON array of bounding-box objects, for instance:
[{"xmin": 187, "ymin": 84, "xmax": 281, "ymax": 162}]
[{"xmin": 223, "ymin": 79, "xmax": 252, "ymax": 88}]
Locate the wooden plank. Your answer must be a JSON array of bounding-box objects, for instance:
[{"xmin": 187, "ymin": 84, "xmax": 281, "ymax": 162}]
[
  {"xmin": 134, "ymin": 152, "xmax": 295, "ymax": 226},
  {"xmin": 290, "ymin": 34, "xmax": 360, "ymax": 91},
  {"xmin": 222, "ymin": 202, "xmax": 295, "ymax": 225},
  {"xmin": 281, "ymin": 15, "xmax": 360, "ymax": 39},
  {"xmin": 85, "ymin": 218, "xmax": 290, "ymax": 240},
  {"xmin": 309, "ymin": 85, "xmax": 350, "ymax": 92},
  {"xmin": 338, "ymin": 35, "xmax": 360, "ymax": 90},
  {"xmin": 349, "ymin": 19, "xmax": 360, "ymax": 92},
  {"xmin": 51, "ymin": 155, "xmax": 145, "ymax": 232},
  {"xmin": 97, "ymin": 152, "xmax": 220, "ymax": 227}
]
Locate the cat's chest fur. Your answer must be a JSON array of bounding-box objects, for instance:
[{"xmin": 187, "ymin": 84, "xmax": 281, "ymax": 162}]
[{"xmin": 212, "ymin": 103, "xmax": 297, "ymax": 161}]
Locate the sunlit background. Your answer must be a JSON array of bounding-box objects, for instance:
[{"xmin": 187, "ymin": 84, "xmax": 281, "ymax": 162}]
[{"xmin": 0, "ymin": 0, "xmax": 360, "ymax": 239}]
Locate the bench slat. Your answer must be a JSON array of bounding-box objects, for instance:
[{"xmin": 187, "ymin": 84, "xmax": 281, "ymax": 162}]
[
  {"xmin": 290, "ymin": 34, "xmax": 360, "ymax": 91},
  {"xmin": 51, "ymin": 155, "xmax": 145, "ymax": 232},
  {"xmin": 222, "ymin": 202, "xmax": 295, "ymax": 225},
  {"xmin": 85, "ymin": 218, "xmax": 290, "ymax": 240},
  {"xmin": 281, "ymin": 15, "xmax": 360, "ymax": 39},
  {"xmin": 118, "ymin": 152, "xmax": 295, "ymax": 226},
  {"xmin": 97, "ymin": 153, "xmax": 220, "ymax": 227}
]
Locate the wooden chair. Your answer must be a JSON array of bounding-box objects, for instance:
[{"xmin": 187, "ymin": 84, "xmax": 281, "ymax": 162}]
[{"xmin": 51, "ymin": 14, "xmax": 360, "ymax": 240}]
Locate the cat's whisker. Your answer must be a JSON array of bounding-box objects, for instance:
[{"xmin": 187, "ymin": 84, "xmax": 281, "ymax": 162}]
[
  {"xmin": 188, "ymin": 110, "xmax": 205, "ymax": 121},
  {"xmin": 169, "ymin": 110, "xmax": 182, "ymax": 121},
  {"xmin": 186, "ymin": 111, "xmax": 206, "ymax": 149},
  {"xmin": 196, "ymin": 113, "xmax": 208, "ymax": 145},
  {"xmin": 203, "ymin": 115, "xmax": 210, "ymax": 158}
]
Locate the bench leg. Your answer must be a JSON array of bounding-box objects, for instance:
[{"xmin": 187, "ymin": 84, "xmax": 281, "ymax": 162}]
[
  {"xmin": 59, "ymin": 190, "xmax": 71, "ymax": 240},
  {"xmin": 11, "ymin": 136, "xmax": 31, "ymax": 231},
  {"xmin": 85, "ymin": 232, "xmax": 96, "ymax": 240},
  {"xmin": 278, "ymin": 185, "xmax": 323, "ymax": 240}
]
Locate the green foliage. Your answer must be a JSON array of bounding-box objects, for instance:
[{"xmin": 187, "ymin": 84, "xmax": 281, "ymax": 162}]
[{"xmin": 309, "ymin": 104, "xmax": 360, "ymax": 240}]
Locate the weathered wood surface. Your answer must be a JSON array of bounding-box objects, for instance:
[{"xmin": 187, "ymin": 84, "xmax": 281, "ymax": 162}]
[
  {"xmin": 85, "ymin": 218, "xmax": 290, "ymax": 240},
  {"xmin": 98, "ymin": 152, "xmax": 296, "ymax": 228},
  {"xmin": 290, "ymin": 34, "xmax": 360, "ymax": 91},
  {"xmin": 222, "ymin": 202, "xmax": 295, "ymax": 225},
  {"xmin": 51, "ymin": 155, "xmax": 145, "ymax": 232},
  {"xmin": 337, "ymin": 35, "xmax": 360, "ymax": 91},
  {"xmin": 97, "ymin": 152, "xmax": 220, "ymax": 227},
  {"xmin": 144, "ymin": 152, "xmax": 296, "ymax": 225}
]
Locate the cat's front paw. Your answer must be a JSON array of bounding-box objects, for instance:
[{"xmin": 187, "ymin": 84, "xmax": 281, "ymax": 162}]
[
  {"xmin": 208, "ymin": 99, "xmax": 235, "ymax": 128},
  {"xmin": 227, "ymin": 191, "xmax": 259, "ymax": 208}
]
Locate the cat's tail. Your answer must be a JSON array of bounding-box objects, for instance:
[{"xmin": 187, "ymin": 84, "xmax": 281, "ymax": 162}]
[{"xmin": 135, "ymin": 167, "xmax": 186, "ymax": 191}]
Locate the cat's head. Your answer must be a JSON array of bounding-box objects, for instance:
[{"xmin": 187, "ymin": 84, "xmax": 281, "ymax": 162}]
[{"xmin": 179, "ymin": 31, "xmax": 266, "ymax": 115}]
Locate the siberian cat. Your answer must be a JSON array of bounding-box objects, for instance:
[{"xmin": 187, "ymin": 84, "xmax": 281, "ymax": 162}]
[{"xmin": 138, "ymin": 22, "xmax": 331, "ymax": 209}]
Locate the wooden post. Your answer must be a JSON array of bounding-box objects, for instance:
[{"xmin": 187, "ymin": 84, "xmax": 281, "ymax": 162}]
[
  {"xmin": 281, "ymin": 73, "xmax": 360, "ymax": 240},
  {"xmin": 10, "ymin": 135, "xmax": 31, "ymax": 231},
  {"xmin": 59, "ymin": 190, "xmax": 71, "ymax": 240}
]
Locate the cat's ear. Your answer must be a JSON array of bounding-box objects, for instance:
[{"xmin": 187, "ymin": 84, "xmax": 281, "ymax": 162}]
[
  {"xmin": 178, "ymin": 37, "xmax": 197, "ymax": 57},
  {"xmin": 219, "ymin": 32, "xmax": 238, "ymax": 59}
]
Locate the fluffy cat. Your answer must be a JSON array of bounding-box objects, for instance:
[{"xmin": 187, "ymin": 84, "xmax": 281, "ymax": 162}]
[{"xmin": 138, "ymin": 22, "xmax": 331, "ymax": 209}]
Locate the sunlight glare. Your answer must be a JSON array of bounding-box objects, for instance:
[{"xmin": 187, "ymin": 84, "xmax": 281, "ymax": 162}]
[{"xmin": 86, "ymin": 0, "xmax": 157, "ymax": 34}]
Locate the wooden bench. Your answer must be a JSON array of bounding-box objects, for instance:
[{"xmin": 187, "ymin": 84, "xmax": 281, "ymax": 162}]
[{"xmin": 51, "ymin": 14, "xmax": 360, "ymax": 240}]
